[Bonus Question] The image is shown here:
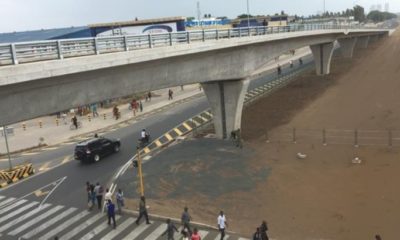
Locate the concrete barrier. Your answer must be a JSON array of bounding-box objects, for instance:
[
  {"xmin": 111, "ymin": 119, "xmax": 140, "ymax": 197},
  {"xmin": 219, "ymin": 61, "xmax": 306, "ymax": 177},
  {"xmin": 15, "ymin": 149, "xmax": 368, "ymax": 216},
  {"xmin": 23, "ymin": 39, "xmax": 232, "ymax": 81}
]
[{"xmin": 0, "ymin": 163, "xmax": 35, "ymax": 187}]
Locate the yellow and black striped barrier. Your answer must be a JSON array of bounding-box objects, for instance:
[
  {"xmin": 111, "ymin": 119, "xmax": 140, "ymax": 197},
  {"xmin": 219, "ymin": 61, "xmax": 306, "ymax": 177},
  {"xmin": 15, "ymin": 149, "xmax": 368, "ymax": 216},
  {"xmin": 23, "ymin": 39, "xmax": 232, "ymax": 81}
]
[{"xmin": 0, "ymin": 163, "xmax": 35, "ymax": 187}]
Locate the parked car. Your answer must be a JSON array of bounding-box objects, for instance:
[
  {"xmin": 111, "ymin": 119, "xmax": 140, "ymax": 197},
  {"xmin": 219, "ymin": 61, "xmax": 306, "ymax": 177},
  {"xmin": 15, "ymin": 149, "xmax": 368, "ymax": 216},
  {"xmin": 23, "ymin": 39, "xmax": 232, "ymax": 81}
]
[{"xmin": 74, "ymin": 137, "xmax": 121, "ymax": 163}]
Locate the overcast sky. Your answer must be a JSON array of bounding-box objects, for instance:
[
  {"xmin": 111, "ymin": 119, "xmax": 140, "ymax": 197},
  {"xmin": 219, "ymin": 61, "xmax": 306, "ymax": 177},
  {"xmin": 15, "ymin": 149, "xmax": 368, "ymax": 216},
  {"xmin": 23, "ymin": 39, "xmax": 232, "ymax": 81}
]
[{"xmin": 0, "ymin": 0, "xmax": 398, "ymax": 33}]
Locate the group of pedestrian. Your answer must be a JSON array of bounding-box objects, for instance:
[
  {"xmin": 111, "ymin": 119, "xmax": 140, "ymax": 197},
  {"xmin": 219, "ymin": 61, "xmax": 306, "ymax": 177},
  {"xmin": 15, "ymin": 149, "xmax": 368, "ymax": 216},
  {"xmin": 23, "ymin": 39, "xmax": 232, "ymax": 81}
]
[
  {"xmin": 130, "ymin": 99, "xmax": 143, "ymax": 116},
  {"xmin": 252, "ymin": 220, "xmax": 269, "ymax": 240}
]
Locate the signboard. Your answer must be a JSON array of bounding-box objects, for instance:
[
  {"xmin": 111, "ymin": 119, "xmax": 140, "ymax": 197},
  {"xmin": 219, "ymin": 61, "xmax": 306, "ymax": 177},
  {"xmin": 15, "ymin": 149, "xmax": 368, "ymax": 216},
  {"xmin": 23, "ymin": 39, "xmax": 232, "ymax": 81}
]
[{"xmin": 97, "ymin": 22, "xmax": 177, "ymax": 36}]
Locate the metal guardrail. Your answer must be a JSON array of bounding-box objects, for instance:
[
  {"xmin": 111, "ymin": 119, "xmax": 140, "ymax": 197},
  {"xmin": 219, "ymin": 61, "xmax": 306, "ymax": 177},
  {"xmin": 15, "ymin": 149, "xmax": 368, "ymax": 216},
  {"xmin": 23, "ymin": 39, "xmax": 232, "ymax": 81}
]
[{"xmin": 0, "ymin": 24, "xmax": 385, "ymax": 66}]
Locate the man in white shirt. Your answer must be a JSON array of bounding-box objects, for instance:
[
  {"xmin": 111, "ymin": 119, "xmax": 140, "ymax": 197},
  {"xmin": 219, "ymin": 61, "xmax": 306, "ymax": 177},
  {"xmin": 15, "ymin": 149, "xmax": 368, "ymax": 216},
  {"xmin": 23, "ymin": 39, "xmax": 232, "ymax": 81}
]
[
  {"xmin": 105, "ymin": 188, "xmax": 112, "ymax": 202},
  {"xmin": 217, "ymin": 210, "xmax": 227, "ymax": 240}
]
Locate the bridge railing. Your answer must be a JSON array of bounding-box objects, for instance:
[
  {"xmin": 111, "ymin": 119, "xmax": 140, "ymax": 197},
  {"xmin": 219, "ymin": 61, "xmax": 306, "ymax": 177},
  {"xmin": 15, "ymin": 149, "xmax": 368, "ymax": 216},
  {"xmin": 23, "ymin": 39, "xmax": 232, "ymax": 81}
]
[{"xmin": 0, "ymin": 24, "xmax": 384, "ymax": 66}]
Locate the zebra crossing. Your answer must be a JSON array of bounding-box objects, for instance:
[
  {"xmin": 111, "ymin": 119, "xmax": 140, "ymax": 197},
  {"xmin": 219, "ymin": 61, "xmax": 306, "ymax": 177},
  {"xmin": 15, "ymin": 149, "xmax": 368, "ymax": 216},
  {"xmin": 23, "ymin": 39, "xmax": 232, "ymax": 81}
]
[{"xmin": 0, "ymin": 195, "xmax": 249, "ymax": 240}]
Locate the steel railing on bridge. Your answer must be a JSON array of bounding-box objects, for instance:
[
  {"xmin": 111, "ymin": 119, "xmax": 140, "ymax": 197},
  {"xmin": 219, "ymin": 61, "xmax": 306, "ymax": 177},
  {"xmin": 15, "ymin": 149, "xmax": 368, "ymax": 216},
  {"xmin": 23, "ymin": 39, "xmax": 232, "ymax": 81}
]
[{"xmin": 0, "ymin": 24, "xmax": 384, "ymax": 66}]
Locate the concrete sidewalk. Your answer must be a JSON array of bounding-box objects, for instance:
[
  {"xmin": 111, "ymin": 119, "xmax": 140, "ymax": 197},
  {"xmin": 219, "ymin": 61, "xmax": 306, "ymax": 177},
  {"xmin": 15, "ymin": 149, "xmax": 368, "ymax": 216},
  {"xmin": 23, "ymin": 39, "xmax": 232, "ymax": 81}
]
[{"xmin": 0, "ymin": 47, "xmax": 311, "ymax": 154}]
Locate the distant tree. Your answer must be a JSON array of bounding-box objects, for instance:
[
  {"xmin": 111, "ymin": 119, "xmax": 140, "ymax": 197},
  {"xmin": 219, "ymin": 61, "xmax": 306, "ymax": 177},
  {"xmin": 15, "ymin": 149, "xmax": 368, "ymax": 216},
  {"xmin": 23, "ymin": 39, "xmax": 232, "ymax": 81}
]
[
  {"xmin": 353, "ymin": 5, "xmax": 365, "ymax": 22},
  {"xmin": 367, "ymin": 10, "xmax": 398, "ymax": 22},
  {"xmin": 187, "ymin": 16, "xmax": 195, "ymax": 21},
  {"xmin": 237, "ymin": 13, "xmax": 254, "ymax": 18},
  {"xmin": 207, "ymin": 14, "xmax": 211, "ymax": 18},
  {"xmin": 204, "ymin": 14, "xmax": 207, "ymax": 18}
]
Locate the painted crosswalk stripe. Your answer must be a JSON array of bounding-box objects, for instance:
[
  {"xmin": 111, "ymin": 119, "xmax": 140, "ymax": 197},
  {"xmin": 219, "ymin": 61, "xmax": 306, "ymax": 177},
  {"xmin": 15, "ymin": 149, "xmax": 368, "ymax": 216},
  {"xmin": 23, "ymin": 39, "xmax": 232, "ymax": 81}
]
[
  {"xmin": 214, "ymin": 234, "xmax": 230, "ymax": 240},
  {"xmin": 122, "ymin": 221, "xmax": 151, "ymax": 240},
  {"xmin": 0, "ymin": 196, "xmax": 5, "ymax": 201},
  {"xmin": 38, "ymin": 209, "xmax": 88, "ymax": 240},
  {"xmin": 100, "ymin": 217, "xmax": 135, "ymax": 240},
  {"xmin": 0, "ymin": 201, "xmax": 38, "ymax": 225},
  {"xmin": 59, "ymin": 213, "xmax": 104, "ymax": 240},
  {"xmin": 199, "ymin": 230, "xmax": 209, "ymax": 238},
  {"xmin": 9, "ymin": 205, "xmax": 65, "ymax": 236},
  {"xmin": 80, "ymin": 215, "xmax": 121, "ymax": 240},
  {"xmin": 143, "ymin": 223, "xmax": 167, "ymax": 240},
  {"xmin": 0, "ymin": 203, "xmax": 51, "ymax": 232},
  {"xmin": 0, "ymin": 197, "xmax": 18, "ymax": 209},
  {"xmin": 0, "ymin": 198, "xmax": 26, "ymax": 214},
  {"xmin": 21, "ymin": 207, "xmax": 77, "ymax": 239},
  {"xmin": 238, "ymin": 238, "xmax": 250, "ymax": 240}
]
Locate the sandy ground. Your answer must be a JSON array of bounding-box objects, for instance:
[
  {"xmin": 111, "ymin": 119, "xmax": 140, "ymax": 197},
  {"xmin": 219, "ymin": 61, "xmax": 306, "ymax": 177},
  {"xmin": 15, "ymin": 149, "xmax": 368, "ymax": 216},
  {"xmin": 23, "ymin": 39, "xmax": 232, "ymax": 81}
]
[{"xmin": 124, "ymin": 29, "xmax": 400, "ymax": 240}]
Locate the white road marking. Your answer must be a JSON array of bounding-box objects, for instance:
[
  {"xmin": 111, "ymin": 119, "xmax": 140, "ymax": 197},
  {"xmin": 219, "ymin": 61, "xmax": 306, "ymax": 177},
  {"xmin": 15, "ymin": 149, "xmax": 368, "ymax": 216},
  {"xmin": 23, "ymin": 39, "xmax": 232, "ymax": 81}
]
[
  {"xmin": 122, "ymin": 222, "xmax": 151, "ymax": 240},
  {"xmin": 59, "ymin": 213, "xmax": 104, "ymax": 240},
  {"xmin": 9, "ymin": 205, "xmax": 64, "ymax": 235},
  {"xmin": 214, "ymin": 234, "xmax": 230, "ymax": 240},
  {"xmin": 21, "ymin": 207, "xmax": 77, "ymax": 239},
  {"xmin": 100, "ymin": 217, "xmax": 135, "ymax": 240},
  {"xmin": 0, "ymin": 198, "xmax": 18, "ymax": 209},
  {"xmin": 80, "ymin": 215, "xmax": 121, "ymax": 240},
  {"xmin": 38, "ymin": 210, "xmax": 90, "ymax": 240},
  {"xmin": 199, "ymin": 230, "xmax": 209, "ymax": 238},
  {"xmin": 0, "ymin": 203, "xmax": 51, "ymax": 232},
  {"xmin": 0, "ymin": 201, "xmax": 38, "ymax": 225},
  {"xmin": 143, "ymin": 223, "xmax": 167, "ymax": 240},
  {"xmin": 0, "ymin": 198, "xmax": 26, "ymax": 214}
]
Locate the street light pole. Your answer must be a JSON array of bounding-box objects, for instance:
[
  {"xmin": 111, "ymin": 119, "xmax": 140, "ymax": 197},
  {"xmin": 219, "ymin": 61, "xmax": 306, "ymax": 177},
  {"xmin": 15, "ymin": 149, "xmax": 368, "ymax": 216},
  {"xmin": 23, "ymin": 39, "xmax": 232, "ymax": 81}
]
[
  {"xmin": 246, "ymin": 0, "xmax": 250, "ymax": 28},
  {"xmin": 2, "ymin": 126, "xmax": 12, "ymax": 170}
]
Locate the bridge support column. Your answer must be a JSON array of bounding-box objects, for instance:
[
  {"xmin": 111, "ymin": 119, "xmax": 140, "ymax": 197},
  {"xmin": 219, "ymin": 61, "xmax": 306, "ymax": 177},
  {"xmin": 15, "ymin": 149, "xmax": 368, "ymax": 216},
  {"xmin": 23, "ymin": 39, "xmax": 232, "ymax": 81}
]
[
  {"xmin": 202, "ymin": 79, "xmax": 249, "ymax": 139},
  {"xmin": 310, "ymin": 42, "xmax": 334, "ymax": 75},
  {"xmin": 369, "ymin": 35, "xmax": 379, "ymax": 43},
  {"xmin": 338, "ymin": 38, "xmax": 357, "ymax": 58},
  {"xmin": 356, "ymin": 36, "xmax": 370, "ymax": 49}
]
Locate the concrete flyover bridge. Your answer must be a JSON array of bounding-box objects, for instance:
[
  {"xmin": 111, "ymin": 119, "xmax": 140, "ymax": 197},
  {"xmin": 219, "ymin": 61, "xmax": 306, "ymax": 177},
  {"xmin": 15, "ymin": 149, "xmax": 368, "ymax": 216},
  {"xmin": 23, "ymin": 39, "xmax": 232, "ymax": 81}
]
[{"xmin": 0, "ymin": 25, "xmax": 394, "ymax": 138}]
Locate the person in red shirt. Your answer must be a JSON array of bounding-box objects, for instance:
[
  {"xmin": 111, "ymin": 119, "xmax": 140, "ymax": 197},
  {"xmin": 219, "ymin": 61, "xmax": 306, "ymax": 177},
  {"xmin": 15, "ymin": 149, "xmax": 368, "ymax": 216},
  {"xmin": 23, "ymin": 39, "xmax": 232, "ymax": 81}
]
[{"xmin": 191, "ymin": 228, "xmax": 201, "ymax": 240}]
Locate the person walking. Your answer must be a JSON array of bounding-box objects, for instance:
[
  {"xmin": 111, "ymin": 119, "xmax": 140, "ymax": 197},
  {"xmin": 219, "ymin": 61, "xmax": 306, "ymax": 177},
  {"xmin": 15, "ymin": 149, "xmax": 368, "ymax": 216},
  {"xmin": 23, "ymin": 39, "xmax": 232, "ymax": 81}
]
[
  {"xmin": 88, "ymin": 184, "xmax": 96, "ymax": 211},
  {"xmin": 277, "ymin": 64, "xmax": 282, "ymax": 75},
  {"xmin": 289, "ymin": 60, "xmax": 293, "ymax": 68},
  {"xmin": 116, "ymin": 189, "xmax": 124, "ymax": 214},
  {"xmin": 94, "ymin": 183, "xmax": 104, "ymax": 210},
  {"xmin": 181, "ymin": 231, "xmax": 189, "ymax": 240},
  {"xmin": 106, "ymin": 200, "xmax": 117, "ymax": 229},
  {"xmin": 260, "ymin": 220, "xmax": 269, "ymax": 240},
  {"xmin": 253, "ymin": 227, "xmax": 262, "ymax": 240},
  {"xmin": 139, "ymin": 101, "xmax": 143, "ymax": 112},
  {"xmin": 147, "ymin": 92, "xmax": 152, "ymax": 102},
  {"xmin": 181, "ymin": 207, "xmax": 192, "ymax": 235},
  {"xmin": 191, "ymin": 228, "xmax": 201, "ymax": 240},
  {"xmin": 91, "ymin": 104, "xmax": 99, "ymax": 117},
  {"xmin": 72, "ymin": 115, "xmax": 78, "ymax": 129},
  {"xmin": 299, "ymin": 57, "xmax": 303, "ymax": 65},
  {"xmin": 113, "ymin": 106, "xmax": 120, "ymax": 120},
  {"xmin": 135, "ymin": 196, "xmax": 150, "ymax": 225},
  {"xmin": 161, "ymin": 218, "xmax": 178, "ymax": 240},
  {"xmin": 104, "ymin": 188, "xmax": 112, "ymax": 203},
  {"xmin": 168, "ymin": 89, "xmax": 173, "ymax": 100},
  {"xmin": 217, "ymin": 211, "xmax": 227, "ymax": 240}
]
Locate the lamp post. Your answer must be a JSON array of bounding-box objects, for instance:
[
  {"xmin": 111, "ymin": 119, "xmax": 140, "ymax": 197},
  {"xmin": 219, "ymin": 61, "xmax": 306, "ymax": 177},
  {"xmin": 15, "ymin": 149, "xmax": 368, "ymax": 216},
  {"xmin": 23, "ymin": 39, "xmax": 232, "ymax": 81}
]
[
  {"xmin": 246, "ymin": 0, "xmax": 250, "ymax": 28},
  {"xmin": 2, "ymin": 126, "xmax": 12, "ymax": 170}
]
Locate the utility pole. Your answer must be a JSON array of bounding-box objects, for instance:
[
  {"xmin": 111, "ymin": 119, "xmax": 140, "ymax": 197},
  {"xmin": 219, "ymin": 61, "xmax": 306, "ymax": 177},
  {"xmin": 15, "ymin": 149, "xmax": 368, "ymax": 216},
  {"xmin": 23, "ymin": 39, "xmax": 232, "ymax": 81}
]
[
  {"xmin": 196, "ymin": 1, "xmax": 201, "ymax": 27},
  {"xmin": 323, "ymin": 0, "xmax": 326, "ymax": 16},
  {"xmin": 246, "ymin": 0, "xmax": 251, "ymax": 28},
  {"xmin": 2, "ymin": 126, "xmax": 12, "ymax": 170},
  {"xmin": 136, "ymin": 146, "xmax": 144, "ymax": 197}
]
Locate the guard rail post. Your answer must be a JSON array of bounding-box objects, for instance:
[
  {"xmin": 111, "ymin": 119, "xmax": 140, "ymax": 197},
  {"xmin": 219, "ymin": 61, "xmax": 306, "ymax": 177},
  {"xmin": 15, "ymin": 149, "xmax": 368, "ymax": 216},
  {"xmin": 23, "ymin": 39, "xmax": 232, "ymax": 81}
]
[
  {"xmin": 216, "ymin": 29, "xmax": 219, "ymax": 40},
  {"xmin": 148, "ymin": 34, "xmax": 153, "ymax": 48},
  {"xmin": 202, "ymin": 29, "xmax": 205, "ymax": 42},
  {"xmin": 57, "ymin": 40, "xmax": 63, "ymax": 59},
  {"xmin": 94, "ymin": 38, "xmax": 99, "ymax": 55},
  {"xmin": 169, "ymin": 33, "xmax": 173, "ymax": 46},
  {"xmin": 228, "ymin": 29, "xmax": 231, "ymax": 39},
  {"xmin": 124, "ymin": 36, "xmax": 129, "ymax": 51},
  {"xmin": 10, "ymin": 44, "xmax": 18, "ymax": 65},
  {"xmin": 187, "ymin": 32, "xmax": 190, "ymax": 44}
]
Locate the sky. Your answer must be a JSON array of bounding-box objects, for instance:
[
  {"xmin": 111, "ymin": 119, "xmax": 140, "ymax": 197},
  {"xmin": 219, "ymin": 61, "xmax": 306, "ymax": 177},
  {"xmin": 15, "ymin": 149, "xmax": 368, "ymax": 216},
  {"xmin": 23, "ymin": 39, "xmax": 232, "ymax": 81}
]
[{"xmin": 0, "ymin": 0, "xmax": 399, "ymax": 33}]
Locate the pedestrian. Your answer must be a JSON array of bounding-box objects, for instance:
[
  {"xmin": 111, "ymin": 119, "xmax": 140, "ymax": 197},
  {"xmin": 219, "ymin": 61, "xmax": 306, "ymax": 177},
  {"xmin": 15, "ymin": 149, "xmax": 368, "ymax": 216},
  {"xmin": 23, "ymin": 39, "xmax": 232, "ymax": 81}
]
[
  {"xmin": 217, "ymin": 211, "xmax": 227, "ymax": 240},
  {"xmin": 116, "ymin": 189, "xmax": 124, "ymax": 214},
  {"xmin": 88, "ymin": 184, "xmax": 96, "ymax": 211},
  {"xmin": 191, "ymin": 228, "xmax": 201, "ymax": 240},
  {"xmin": 299, "ymin": 57, "xmax": 303, "ymax": 65},
  {"xmin": 161, "ymin": 218, "xmax": 178, "ymax": 240},
  {"xmin": 86, "ymin": 181, "xmax": 91, "ymax": 203},
  {"xmin": 289, "ymin": 60, "xmax": 293, "ymax": 68},
  {"xmin": 105, "ymin": 188, "xmax": 112, "ymax": 203},
  {"xmin": 148, "ymin": 92, "xmax": 152, "ymax": 102},
  {"xmin": 168, "ymin": 89, "xmax": 173, "ymax": 100},
  {"xmin": 277, "ymin": 64, "xmax": 282, "ymax": 75},
  {"xmin": 253, "ymin": 227, "xmax": 262, "ymax": 240},
  {"xmin": 135, "ymin": 196, "xmax": 150, "ymax": 225},
  {"xmin": 139, "ymin": 101, "xmax": 143, "ymax": 112},
  {"xmin": 113, "ymin": 105, "xmax": 120, "ymax": 120},
  {"xmin": 72, "ymin": 115, "xmax": 78, "ymax": 129},
  {"xmin": 94, "ymin": 183, "xmax": 103, "ymax": 210},
  {"xmin": 91, "ymin": 104, "xmax": 99, "ymax": 117},
  {"xmin": 106, "ymin": 200, "xmax": 117, "ymax": 229},
  {"xmin": 260, "ymin": 220, "xmax": 269, "ymax": 240},
  {"xmin": 181, "ymin": 207, "xmax": 192, "ymax": 235}
]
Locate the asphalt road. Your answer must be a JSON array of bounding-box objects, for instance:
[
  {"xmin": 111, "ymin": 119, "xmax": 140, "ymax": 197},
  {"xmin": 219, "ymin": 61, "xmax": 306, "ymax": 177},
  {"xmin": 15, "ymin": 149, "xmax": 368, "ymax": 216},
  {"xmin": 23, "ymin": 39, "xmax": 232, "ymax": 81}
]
[{"xmin": 0, "ymin": 53, "xmax": 314, "ymax": 209}]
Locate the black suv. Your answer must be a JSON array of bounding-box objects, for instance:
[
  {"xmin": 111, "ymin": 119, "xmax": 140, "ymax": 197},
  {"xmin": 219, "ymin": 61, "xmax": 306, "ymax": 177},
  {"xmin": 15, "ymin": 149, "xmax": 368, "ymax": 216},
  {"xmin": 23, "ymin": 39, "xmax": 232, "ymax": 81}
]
[{"xmin": 74, "ymin": 137, "xmax": 121, "ymax": 163}]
